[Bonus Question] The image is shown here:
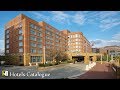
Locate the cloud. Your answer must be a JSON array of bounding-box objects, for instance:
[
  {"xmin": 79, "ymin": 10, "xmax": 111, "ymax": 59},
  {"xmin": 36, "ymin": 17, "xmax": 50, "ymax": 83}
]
[
  {"xmin": 29, "ymin": 11, "xmax": 50, "ymax": 22},
  {"xmin": 112, "ymin": 32, "xmax": 120, "ymax": 41},
  {"xmin": 29, "ymin": 11, "xmax": 120, "ymax": 31},
  {"xmin": 51, "ymin": 11, "xmax": 71, "ymax": 25},
  {"xmin": 72, "ymin": 12, "xmax": 85, "ymax": 25},
  {"xmin": 0, "ymin": 28, "xmax": 4, "ymax": 40},
  {"xmin": 98, "ymin": 11, "xmax": 120, "ymax": 31},
  {"xmin": 51, "ymin": 11, "xmax": 86, "ymax": 25},
  {"xmin": 90, "ymin": 39, "xmax": 120, "ymax": 48},
  {"xmin": 0, "ymin": 40, "xmax": 4, "ymax": 50},
  {"xmin": 99, "ymin": 11, "xmax": 118, "ymax": 19}
]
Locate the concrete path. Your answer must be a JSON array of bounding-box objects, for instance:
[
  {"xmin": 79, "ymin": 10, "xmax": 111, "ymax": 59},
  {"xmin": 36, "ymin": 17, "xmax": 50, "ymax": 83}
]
[{"xmin": 70, "ymin": 62, "xmax": 117, "ymax": 79}]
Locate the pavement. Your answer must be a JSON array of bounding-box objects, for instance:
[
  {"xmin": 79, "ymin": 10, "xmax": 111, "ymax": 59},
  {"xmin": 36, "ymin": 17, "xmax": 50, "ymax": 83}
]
[{"xmin": 70, "ymin": 62, "xmax": 117, "ymax": 79}]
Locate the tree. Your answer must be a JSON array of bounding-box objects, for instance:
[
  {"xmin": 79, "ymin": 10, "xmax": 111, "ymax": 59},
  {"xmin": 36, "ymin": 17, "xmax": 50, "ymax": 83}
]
[
  {"xmin": 0, "ymin": 53, "xmax": 19, "ymax": 65},
  {"xmin": 45, "ymin": 48, "xmax": 69, "ymax": 63}
]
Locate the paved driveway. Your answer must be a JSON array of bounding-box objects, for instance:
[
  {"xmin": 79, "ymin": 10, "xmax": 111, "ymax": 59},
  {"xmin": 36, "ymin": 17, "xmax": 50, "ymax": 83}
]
[{"xmin": 0, "ymin": 63, "xmax": 86, "ymax": 79}]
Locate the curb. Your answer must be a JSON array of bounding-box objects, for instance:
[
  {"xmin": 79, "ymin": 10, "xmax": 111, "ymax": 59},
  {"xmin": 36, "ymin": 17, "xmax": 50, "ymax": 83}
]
[{"xmin": 67, "ymin": 71, "xmax": 87, "ymax": 79}]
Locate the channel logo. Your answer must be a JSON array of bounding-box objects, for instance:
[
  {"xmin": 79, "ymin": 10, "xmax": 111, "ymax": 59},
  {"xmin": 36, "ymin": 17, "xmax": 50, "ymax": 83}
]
[{"xmin": 2, "ymin": 70, "xmax": 8, "ymax": 77}]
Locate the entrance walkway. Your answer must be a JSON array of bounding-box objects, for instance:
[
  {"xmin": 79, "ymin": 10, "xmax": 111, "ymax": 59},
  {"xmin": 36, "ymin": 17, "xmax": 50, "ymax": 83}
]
[{"xmin": 71, "ymin": 62, "xmax": 117, "ymax": 79}]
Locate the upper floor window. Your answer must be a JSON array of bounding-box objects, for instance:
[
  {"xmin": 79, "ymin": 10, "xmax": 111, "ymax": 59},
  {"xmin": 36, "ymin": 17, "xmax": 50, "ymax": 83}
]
[
  {"xmin": 6, "ymin": 39, "xmax": 9, "ymax": 43},
  {"xmin": 19, "ymin": 29, "xmax": 22, "ymax": 34},
  {"xmin": 6, "ymin": 44, "xmax": 9, "ymax": 48},
  {"xmin": 38, "ymin": 50, "xmax": 42, "ymax": 54},
  {"xmin": 76, "ymin": 34, "xmax": 79, "ymax": 38},
  {"xmin": 31, "ymin": 42, "xmax": 36, "ymax": 47},
  {"xmin": 6, "ymin": 34, "xmax": 9, "ymax": 38},
  {"xmin": 19, "ymin": 48, "xmax": 23, "ymax": 52},
  {"xmin": 19, "ymin": 23, "xmax": 22, "ymax": 27},
  {"xmin": 37, "ymin": 26, "xmax": 41, "ymax": 31},
  {"xmin": 30, "ymin": 29, "xmax": 36, "ymax": 35},
  {"xmin": 6, "ymin": 50, "xmax": 9, "ymax": 53},
  {"xmin": 31, "ymin": 49, "xmax": 36, "ymax": 53},
  {"xmin": 38, "ymin": 44, "xmax": 42, "ymax": 48},
  {"xmin": 37, "ymin": 32, "xmax": 42, "ymax": 37},
  {"xmin": 30, "ymin": 23, "xmax": 34, "ymax": 28},
  {"xmin": 19, "ymin": 42, "xmax": 23, "ymax": 46},
  {"xmin": 38, "ymin": 38, "xmax": 42, "ymax": 42},
  {"xmin": 6, "ymin": 30, "xmax": 9, "ymax": 34},
  {"xmin": 30, "ymin": 36, "xmax": 36, "ymax": 41},
  {"xmin": 19, "ymin": 35, "xmax": 23, "ymax": 40}
]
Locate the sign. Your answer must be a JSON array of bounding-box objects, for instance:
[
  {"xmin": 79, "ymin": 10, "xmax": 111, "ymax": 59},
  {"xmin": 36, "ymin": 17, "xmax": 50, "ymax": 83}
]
[{"xmin": 2, "ymin": 70, "xmax": 8, "ymax": 77}]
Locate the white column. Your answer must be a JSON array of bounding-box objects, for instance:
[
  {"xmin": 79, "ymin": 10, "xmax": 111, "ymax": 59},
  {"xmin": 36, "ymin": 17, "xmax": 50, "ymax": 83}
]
[
  {"xmin": 107, "ymin": 54, "xmax": 108, "ymax": 62},
  {"xmin": 111, "ymin": 55, "xmax": 113, "ymax": 61},
  {"xmin": 43, "ymin": 46, "xmax": 46, "ymax": 64},
  {"xmin": 101, "ymin": 54, "xmax": 102, "ymax": 64}
]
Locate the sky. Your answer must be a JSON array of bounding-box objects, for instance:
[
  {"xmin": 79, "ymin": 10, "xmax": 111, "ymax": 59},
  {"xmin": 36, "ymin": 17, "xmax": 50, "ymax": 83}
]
[{"xmin": 0, "ymin": 11, "xmax": 120, "ymax": 51}]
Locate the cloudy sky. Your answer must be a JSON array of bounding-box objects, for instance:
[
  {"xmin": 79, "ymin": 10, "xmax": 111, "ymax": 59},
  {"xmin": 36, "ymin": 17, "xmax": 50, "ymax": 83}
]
[{"xmin": 0, "ymin": 11, "xmax": 120, "ymax": 51}]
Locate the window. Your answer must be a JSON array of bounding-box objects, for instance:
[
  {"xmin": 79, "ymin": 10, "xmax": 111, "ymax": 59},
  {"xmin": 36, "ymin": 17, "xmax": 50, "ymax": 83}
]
[
  {"xmin": 30, "ymin": 36, "xmax": 36, "ymax": 41},
  {"xmin": 6, "ymin": 45, "xmax": 9, "ymax": 48},
  {"xmin": 19, "ymin": 42, "xmax": 23, "ymax": 46},
  {"xmin": 76, "ymin": 42, "xmax": 79, "ymax": 44},
  {"xmin": 6, "ymin": 30, "xmax": 9, "ymax": 34},
  {"xmin": 37, "ymin": 33, "xmax": 41, "ymax": 36},
  {"xmin": 76, "ymin": 34, "xmax": 79, "ymax": 38},
  {"xmin": 19, "ymin": 23, "xmax": 22, "ymax": 27},
  {"xmin": 46, "ymin": 36, "xmax": 49, "ymax": 39},
  {"xmin": 19, "ymin": 35, "xmax": 23, "ymax": 40},
  {"xmin": 30, "ymin": 29, "xmax": 36, "ymax": 35},
  {"xmin": 56, "ymin": 35, "xmax": 59, "ymax": 38},
  {"xmin": 19, "ymin": 48, "xmax": 23, "ymax": 52},
  {"xmin": 38, "ymin": 38, "xmax": 42, "ymax": 42},
  {"xmin": 38, "ymin": 50, "xmax": 42, "ymax": 54},
  {"xmin": 30, "ymin": 23, "xmax": 34, "ymax": 28},
  {"xmin": 6, "ymin": 39, "xmax": 9, "ymax": 43},
  {"xmin": 31, "ymin": 56, "xmax": 36, "ymax": 62},
  {"xmin": 34, "ymin": 25, "xmax": 37, "ymax": 29},
  {"xmin": 46, "ymin": 30, "xmax": 49, "ymax": 34},
  {"xmin": 6, "ymin": 34, "xmax": 9, "ymax": 38},
  {"xmin": 31, "ymin": 49, "xmax": 36, "ymax": 53},
  {"xmin": 37, "ymin": 26, "xmax": 41, "ymax": 31},
  {"xmin": 31, "ymin": 43, "xmax": 36, "ymax": 47},
  {"xmin": 37, "ymin": 56, "xmax": 42, "ymax": 62},
  {"xmin": 38, "ymin": 44, "xmax": 42, "ymax": 48},
  {"xmin": 30, "ymin": 56, "xmax": 42, "ymax": 62},
  {"xmin": 19, "ymin": 56, "xmax": 23, "ymax": 62},
  {"xmin": 19, "ymin": 29, "xmax": 22, "ymax": 34},
  {"xmin": 6, "ymin": 50, "xmax": 9, "ymax": 53}
]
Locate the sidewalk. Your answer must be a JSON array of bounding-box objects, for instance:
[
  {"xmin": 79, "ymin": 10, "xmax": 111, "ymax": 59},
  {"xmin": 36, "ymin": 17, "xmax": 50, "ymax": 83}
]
[{"xmin": 72, "ymin": 62, "xmax": 117, "ymax": 79}]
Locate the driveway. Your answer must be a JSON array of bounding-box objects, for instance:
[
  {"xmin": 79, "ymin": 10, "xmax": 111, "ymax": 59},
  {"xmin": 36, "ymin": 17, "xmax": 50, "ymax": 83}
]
[{"xmin": 0, "ymin": 63, "xmax": 86, "ymax": 79}]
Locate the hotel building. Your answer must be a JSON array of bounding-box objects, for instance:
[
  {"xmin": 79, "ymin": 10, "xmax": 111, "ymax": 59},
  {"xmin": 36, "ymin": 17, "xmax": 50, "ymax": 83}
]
[{"xmin": 5, "ymin": 14, "xmax": 92, "ymax": 66}]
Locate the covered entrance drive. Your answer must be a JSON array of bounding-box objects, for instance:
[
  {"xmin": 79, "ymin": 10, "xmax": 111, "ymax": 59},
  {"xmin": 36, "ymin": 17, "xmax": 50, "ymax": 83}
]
[
  {"xmin": 72, "ymin": 56, "xmax": 84, "ymax": 63},
  {"xmin": 68, "ymin": 52, "xmax": 102, "ymax": 64}
]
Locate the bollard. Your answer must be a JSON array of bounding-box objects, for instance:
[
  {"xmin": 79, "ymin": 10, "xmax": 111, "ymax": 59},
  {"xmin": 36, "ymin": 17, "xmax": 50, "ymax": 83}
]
[
  {"xmin": 29, "ymin": 63, "xmax": 32, "ymax": 66},
  {"xmin": 85, "ymin": 65, "xmax": 89, "ymax": 71}
]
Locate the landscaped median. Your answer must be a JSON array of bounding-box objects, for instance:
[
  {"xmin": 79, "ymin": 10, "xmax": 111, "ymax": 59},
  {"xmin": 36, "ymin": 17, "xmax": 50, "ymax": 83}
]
[{"xmin": 37, "ymin": 60, "xmax": 74, "ymax": 71}]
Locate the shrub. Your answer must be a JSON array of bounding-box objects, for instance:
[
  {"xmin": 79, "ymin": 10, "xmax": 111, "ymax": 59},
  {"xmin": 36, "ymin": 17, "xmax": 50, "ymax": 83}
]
[
  {"xmin": 39, "ymin": 63, "xmax": 45, "ymax": 67},
  {"xmin": 39, "ymin": 63, "xmax": 54, "ymax": 67},
  {"xmin": 67, "ymin": 60, "xmax": 73, "ymax": 63}
]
